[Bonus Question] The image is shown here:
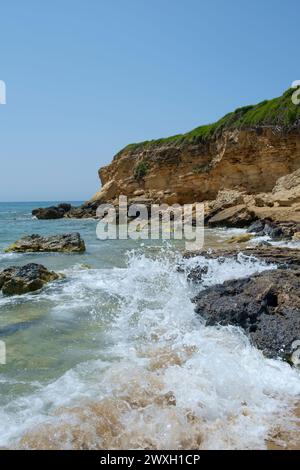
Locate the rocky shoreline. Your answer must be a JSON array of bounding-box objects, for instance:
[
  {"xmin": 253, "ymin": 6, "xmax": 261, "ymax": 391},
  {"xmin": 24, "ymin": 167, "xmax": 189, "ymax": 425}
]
[
  {"xmin": 7, "ymin": 91, "xmax": 300, "ymax": 367},
  {"xmin": 181, "ymin": 246, "xmax": 300, "ymax": 363}
]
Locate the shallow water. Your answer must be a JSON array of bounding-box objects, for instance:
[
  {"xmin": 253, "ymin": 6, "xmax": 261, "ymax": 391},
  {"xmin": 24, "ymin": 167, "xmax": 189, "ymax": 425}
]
[{"xmin": 0, "ymin": 202, "xmax": 299, "ymax": 449}]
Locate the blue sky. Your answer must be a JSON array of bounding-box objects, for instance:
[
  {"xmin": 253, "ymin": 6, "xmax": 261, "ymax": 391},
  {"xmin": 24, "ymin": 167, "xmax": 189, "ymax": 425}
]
[{"xmin": 0, "ymin": 0, "xmax": 299, "ymax": 201}]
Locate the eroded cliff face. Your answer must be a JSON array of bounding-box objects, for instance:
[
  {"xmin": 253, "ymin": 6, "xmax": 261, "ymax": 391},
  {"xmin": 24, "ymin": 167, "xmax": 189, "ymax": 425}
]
[{"xmin": 92, "ymin": 127, "xmax": 300, "ymax": 206}]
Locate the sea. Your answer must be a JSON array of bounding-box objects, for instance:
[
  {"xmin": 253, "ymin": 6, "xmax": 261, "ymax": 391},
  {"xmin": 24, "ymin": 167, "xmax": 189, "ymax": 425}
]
[{"xmin": 0, "ymin": 201, "xmax": 300, "ymax": 449}]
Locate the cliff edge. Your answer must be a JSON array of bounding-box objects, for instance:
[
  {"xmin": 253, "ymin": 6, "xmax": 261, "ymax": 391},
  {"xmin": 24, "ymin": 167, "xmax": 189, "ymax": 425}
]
[{"xmin": 91, "ymin": 89, "xmax": 299, "ymax": 205}]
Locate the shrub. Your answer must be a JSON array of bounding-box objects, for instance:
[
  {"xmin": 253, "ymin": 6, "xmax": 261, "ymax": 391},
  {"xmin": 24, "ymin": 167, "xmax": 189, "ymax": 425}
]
[{"xmin": 134, "ymin": 161, "xmax": 148, "ymax": 180}]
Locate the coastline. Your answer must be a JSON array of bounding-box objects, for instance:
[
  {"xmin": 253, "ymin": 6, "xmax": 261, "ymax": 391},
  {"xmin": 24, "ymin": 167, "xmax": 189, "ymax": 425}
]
[{"xmin": 0, "ymin": 202, "xmax": 300, "ymax": 449}]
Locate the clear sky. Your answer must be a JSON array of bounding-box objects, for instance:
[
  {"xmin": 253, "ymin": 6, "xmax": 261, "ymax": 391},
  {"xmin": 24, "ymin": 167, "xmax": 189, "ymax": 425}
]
[{"xmin": 0, "ymin": 0, "xmax": 299, "ymax": 202}]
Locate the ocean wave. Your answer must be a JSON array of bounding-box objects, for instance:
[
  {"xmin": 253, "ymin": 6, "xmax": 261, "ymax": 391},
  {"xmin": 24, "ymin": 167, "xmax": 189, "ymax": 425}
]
[
  {"xmin": 0, "ymin": 249, "xmax": 299, "ymax": 449},
  {"xmin": 0, "ymin": 252, "xmax": 21, "ymax": 262}
]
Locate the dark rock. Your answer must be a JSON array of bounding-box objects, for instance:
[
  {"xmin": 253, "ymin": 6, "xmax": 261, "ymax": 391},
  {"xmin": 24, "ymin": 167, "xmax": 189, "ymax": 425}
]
[
  {"xmin": 32, "ymin": 202, "xmax": 98, "ymax": 219},
  {"xmin": 192, "ymin": 269, "xmax": 300, "ymax": 361},
  {"xmin": 256, "ymin": 240, "xmax": 272, "ymax": 247},
  {"xmin": 32, "ymin": 206, "xmax": 64, "ymax": 220},
  {"xmin": 5, "ymin": 233, "xmax": 86, "ymax": 253},
  {"xmin": 264, "ymin": 222, "xmax": 284, "ymax": 239},
  {"xmin": 186, "ymin": 265, "xmax": 208, "ymax": 283},
  {"xmin": 247, "ymin": 220, "xmax": 265, "ymax": 233},
  {"xmin": 0, "ymin": 263, "xmax": 59, "ymax": 296},
  {"xmin": 57, "ymin": 203, "xmax": 71, "ymax": 212},
  {"xmin": 247, "ymin": 219, "xmax": 285, "ymax": 239},
  {"xmin": 184, "ymin": 246, "xmax": 300, "ymax": 270}
]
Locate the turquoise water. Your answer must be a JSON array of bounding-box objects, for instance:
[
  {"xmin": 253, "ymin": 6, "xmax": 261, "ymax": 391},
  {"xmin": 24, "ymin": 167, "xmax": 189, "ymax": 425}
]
[
  {"xmin": 0, "ymin": 202, "xmax": 300, "ymax": 449},
  {"xmin": 0, "ymin": 202, "xmax": 181, "ymax": 390}
]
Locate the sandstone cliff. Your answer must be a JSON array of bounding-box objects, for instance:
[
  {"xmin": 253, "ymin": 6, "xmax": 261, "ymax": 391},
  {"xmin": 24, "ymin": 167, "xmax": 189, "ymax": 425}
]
[
  {"xmin": 94, "ymin": 127, "xmax": 300, "ymax": 206},
  {"xmin": 33, "ymin": 89, "xmax": 300, "ymax": 228},
  {"xmin": 91, "ymin": 89, "xmax": 300, "ymax": 214}
]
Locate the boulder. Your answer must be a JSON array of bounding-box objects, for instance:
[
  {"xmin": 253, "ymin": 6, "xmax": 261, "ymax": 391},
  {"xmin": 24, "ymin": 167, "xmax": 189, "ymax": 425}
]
[
  {"xmin": 293, "ymin": 232, "xmax": 300, "ymax": 241},
  {"xmin": 192, "ymin": 269, "xmax": 300, "ymax": 361},
  {"xmin": 272, "ymin": 169, "xmax": 300, "ymax": 206},
  {"xmin": 246, "ymin": 219, "xmax": 285, "ymax": 239},
  {"xmin": 32, "ymin": 206, "xmax": 65, "ymax": 219},
  {"xmin": 0, "ymin": 263, "xmax": 59, "ymax": 296},
  {"xmin": 208, "ymin": 204, "xmax": 256, "ymax": 228},
  {"xmin": 32, "ymin": 203, "xmax": 72, "ymax": 219},
  {"xmin": 5, "ymin": 233, "xmax": 86, "ymax": 253},
  {"xmin": 133, "ymin": 189, "xmax": 145, "ymax": 196},
  {"xmin": 32, "ymin": 202, "xmax": 98, "ymax": 219},
  {"xmin": 264, "ymin": 222, "xmax": 284, "ymax": 239},
  {"xmin": 89, "ymin": 180, "xmax": 119, "ymax": 204},
  {"xmin": 210, "ymin": 189, "xmax": 245, "ymax": 213},
  {"xmin": 247, "ymin": 220, "xmax": 265, "ymax": 233}
]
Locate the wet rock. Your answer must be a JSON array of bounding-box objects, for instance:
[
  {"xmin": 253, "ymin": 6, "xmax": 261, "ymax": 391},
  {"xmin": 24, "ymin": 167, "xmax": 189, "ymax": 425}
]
[
  {"xmin": 226, "ymin": 233, "xmax": 254, "ymax": 244},
  {"xmin": 0, "ymin": 263, "xmax": 59, "ymax": 296},
  {"xmin": 32, "ymin": 204, "xmax": 72, "ymax": 219},
  {"xmin": 256, "ymin": 240, "xmax": 272, "ymax": 247},
  {"xmin": 57, "ymin": 203, "xmax": 72, "ymax": 212},
  {"xmin": 264, "ymin": 222, "xmax": 284, "ymax": 240},
  {"xmin": 247, "ymin": 220, "xmax": 265, "ymax": 233},
  {"xmin": 186, "ymin": 265, "xmax": 208, "ymax": 283},
  {"xmin": 247, "ymin": 219, "xmax": 285, "ymax": 239},
  {"xmin": 192, "ymin": 269, "xmax": 300, "ymax": 360},
  {"xmin": 6, "ymin": 233, "xmax": 86, "ymax": 253},
  {"xmin": 208, "ymin": 205, "xmax": 256, "ymax": 228},
  {"xmin": 32, "ymin": 202, "xmax": 97, "ymax": 219},
  {"xmin": 184, "ymin": 246, "xmax": 300, "ymax": 270},
  {"xmin": 272, "ymin": 168, "xmax": 300, "ymax": 206},
  {"xmin": 66, "ymin": 201, "xmax": 98, "ymax": 219},
  {"xmin": 290, "ymin": 340, "xmax": 300, "ymax": 366}
]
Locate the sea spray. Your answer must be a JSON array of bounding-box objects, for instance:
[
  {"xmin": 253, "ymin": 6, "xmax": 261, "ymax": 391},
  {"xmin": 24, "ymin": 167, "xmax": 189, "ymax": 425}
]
[{"xmin": 0, "ymin": 248, "xmax": 299, "ymax": 449}]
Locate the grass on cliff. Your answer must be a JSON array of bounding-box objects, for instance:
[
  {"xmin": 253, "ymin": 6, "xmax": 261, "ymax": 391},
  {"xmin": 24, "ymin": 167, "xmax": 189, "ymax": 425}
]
[{"xmin": 121, "ymin": 88, "xmax": 300, "ymax": 152}]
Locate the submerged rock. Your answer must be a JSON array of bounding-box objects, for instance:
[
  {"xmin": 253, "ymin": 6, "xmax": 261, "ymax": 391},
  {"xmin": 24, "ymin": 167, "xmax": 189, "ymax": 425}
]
[
  {"xmin": 6, "ymin": 233, "xmax": 86, "ymax": 253},
  {"xmin": 0, "ymin": 263, "xmax": 59, "ymax": 296},
  {"xmin": 226, "ymin": 233, "xmax": 254, "ymax": 244},
  {"xmin": 192, "ymin": 269, "xmax": 300, "ymax": 362}
]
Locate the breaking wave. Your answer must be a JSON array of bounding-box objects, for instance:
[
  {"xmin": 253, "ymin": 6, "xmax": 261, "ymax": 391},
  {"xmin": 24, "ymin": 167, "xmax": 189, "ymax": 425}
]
[{"xmin": 0, "ymin": 249, "xmax": 299, "ymax": 449}]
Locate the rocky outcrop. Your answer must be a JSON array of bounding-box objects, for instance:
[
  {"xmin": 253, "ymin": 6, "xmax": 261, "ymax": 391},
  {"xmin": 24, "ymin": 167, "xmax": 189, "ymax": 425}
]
[
  {"xmin": 5, "ymin": 233, "xmax": 86, "ymax": 253},
  {"xmin": 93, "ymin": 126, "xmax": 300, "ymax": 208},
  {"xmin": 184, "ymin": 246, "xmax": 300, "ymax": 269},
  {"xmin": 183, "ymin": 246, "xmax": 300, "ymax": 361},
  {"xmin": 32, "ymin": 204, "xmax": 72, "ymax": 219},
  {"xmin": 32, "ymin": 203, "xmax": 98, "ymax": 219},
  {"xmin": 0, "ymin": 264, "xmax": 59, "ymax": 296},
  {"xmin": 78, "ymin": 90, "xmax": 300, "ymax": 229},
  {"xmin": 207, "ymin": 204, "xmax": 256, "ymax": 228},
  {"xmin": 32, "ymin": 91, "xmax": 300, "ymax": 227},
  {"xmin": 192, "ymin": 269, "xmax": 300, "ymax": 362},
  {"xmin": 272, "ymin": 168, "xmax": 300, "ymax": 206}
]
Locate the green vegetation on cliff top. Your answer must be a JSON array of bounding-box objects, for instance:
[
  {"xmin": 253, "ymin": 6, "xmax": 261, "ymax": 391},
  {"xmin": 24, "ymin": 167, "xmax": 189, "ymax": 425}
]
[{"xmin": 121, "ymin": 88, "xmax": 300, "ymax": 153}]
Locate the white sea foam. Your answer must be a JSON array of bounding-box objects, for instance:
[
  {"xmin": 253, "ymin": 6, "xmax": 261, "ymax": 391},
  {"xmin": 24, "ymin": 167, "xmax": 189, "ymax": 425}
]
[
  {"xmin": 0, "ymin": 250, "xmax": 299, "ymax": 449},
  {"xmin": 0, "ymin": 252, "xmax": 20, "ymax": 262}
]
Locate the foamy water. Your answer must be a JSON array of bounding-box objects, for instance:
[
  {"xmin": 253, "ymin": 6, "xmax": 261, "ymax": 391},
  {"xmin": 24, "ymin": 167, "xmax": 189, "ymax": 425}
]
[{"xmin": 1, "ymin": 249, "xmax": 300, "ymax": 449}]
